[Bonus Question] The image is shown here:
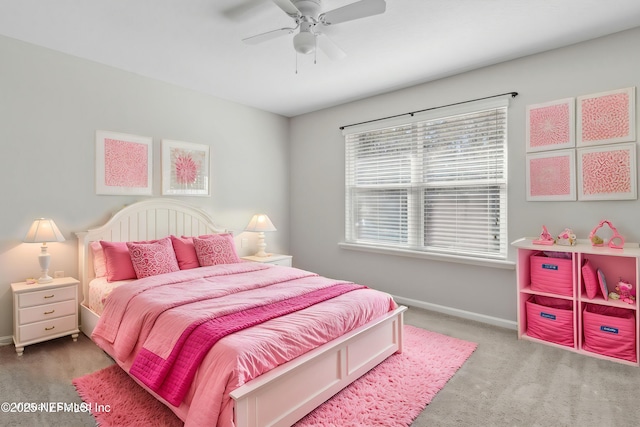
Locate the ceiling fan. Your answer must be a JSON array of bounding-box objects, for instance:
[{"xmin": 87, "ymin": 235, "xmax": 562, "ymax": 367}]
[{"xmin": 242, "ymin": 0, "xmax": 387, "ymax": 59}]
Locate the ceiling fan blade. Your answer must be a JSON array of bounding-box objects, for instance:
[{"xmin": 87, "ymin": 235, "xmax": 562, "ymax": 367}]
[
  {"xmin": 221, "ymin": 0, "xmax": 267, "ymax": 21},
  {"xmin": 243, "ymin": 27, "xmax": 295, "ymax": 45},
  {"xmin": 317, "ymin": 33, "xmax": 347, "ymax": 60},
  {"xmin": 272, "ymin": 0, "xmax": 301, "ymax": 17},
  {"xmin": 320, "ymin": 0, "xmax": 386, "ymax": 25}
]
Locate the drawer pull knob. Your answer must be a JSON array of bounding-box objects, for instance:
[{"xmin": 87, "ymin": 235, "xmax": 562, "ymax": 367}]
[
  {"xmin": 43, "ymin": 295, "xmax": 55, "ymax": 299},
  {"xmin": 44, "ymin": 326, "xmax": 55, "ymax": 331},
  {"xmin": 44, "ymin": 310, "xmax": 55, "ymax": 315}
]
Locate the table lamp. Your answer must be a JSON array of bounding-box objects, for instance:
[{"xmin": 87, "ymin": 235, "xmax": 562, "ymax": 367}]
[
  {"xmin": 23, "ymin": 218, "xmax": 66, "ymax": 283},
  {"xmin": 244, "ymin": 214, "xmax": 276, "ymax": 257}
]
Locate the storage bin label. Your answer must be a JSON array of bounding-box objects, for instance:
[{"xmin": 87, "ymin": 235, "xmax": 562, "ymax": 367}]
[
  {"xmin": 600, "ymin": 326, "xmax": 619, "ymax": 334},
  {"xmin": 540, "ymin": 312, "xmax": 556, "ymax": 320},
  {"xmin": 542, "ymin": 263, "xmax": 558, "ymax": 270}
]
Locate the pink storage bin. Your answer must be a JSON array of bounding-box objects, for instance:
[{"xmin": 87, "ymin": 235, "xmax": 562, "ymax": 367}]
[
  {"xmin": 526, "ymin": 295, "xmax": 574, "ymax": 347},
  {"xmin": 583, "ymin": 305, "xmax": 636, "ymax": 362},
  {"xmin": 530, "ymin": 253, "xmax": 573, "ymax": 296}
]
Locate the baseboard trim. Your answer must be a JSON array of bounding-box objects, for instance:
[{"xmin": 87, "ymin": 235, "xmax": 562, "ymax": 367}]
[
  {"xmin": 0, "ymin": 335, "xmax": 13, "ymax": 346},
  {"xmin": 393, "ymin": 295, "xmax": 517, "ymax": 330}
]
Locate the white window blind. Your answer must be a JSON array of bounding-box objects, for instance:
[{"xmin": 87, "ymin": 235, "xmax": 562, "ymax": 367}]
[{"xmin": 344, "ymin": 97, "xmax": 508, "ymax": 260}]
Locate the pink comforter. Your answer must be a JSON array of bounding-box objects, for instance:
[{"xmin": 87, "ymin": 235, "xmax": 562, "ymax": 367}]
[{"xmin": 92, "ymin": 262, "xmax": 397, "ymax": 427}]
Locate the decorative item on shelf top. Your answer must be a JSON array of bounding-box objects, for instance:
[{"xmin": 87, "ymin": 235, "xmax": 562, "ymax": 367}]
[
  {"xmin": 589, "ymin": 219, "xmax": 625, "ymax": 249},
  {"xmin": 556, "ymin": 228, "xmax": 576, "ymax": 246},
  {"xmin": 609, "ymin": 279, "xmax": 636, "ymax": 305},
  {"xmin": 533, "ymin": 225, "xmax": 555, "ymax": 245}
]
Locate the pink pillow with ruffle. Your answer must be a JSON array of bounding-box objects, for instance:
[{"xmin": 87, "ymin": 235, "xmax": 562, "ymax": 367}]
[
  {"xmin": 127, "ymin": 237, "xmax": 180, "ymax": 279},
  {"xmin": 193, "ymin": 234, "xmax": 240, "ymax": 266},
  {"xmin": 100, "ymin": 241, "xmax": 137, "ymax": 282}
]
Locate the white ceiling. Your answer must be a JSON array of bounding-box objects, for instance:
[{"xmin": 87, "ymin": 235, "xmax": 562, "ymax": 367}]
[{"xmin": 1, "ymin": 0, "xmax": 640, "ymax": 117}]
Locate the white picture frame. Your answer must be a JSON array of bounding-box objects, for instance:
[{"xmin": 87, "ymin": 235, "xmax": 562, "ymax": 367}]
[
  {"xmin": 95, "ymin": 130, "xmax": 153, "ymax": 196},
  {"xmin": 526, "ymin": 149, "xmax": 576, "ymax": 201},
  {"xmin": 526, "ymin": 98, "xmax": 575, "ymax": 152},
  {"xmin": 161, "ymin": 139, "xmax": 210, "ymax": 196},
  {"xmin": 577, "ymin": 87, "xmax": 636, "ymax": 146},
  {"xmin": 577, "ymin": 143, "xmax": 637, "ymax": 201}
]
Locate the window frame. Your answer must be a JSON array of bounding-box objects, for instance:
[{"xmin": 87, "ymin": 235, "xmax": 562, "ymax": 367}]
[{"xmin": 342, "ymin": 96, "xmax": 510, "ymax": 264}]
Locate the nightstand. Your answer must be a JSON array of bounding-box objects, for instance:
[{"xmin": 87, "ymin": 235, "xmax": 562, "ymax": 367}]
[
  {"xmin": 242, "ymin": 254, "xmax": 293, "ymax": 267},
  {"xmin": 11, "ymin": 277, "xmax": 80, "ymax": 356}
]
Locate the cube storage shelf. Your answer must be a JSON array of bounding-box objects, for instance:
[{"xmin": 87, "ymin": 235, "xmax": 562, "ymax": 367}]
[{"xmin": 512, "ymin": 238, "xmax": 639, "ymax": 366}]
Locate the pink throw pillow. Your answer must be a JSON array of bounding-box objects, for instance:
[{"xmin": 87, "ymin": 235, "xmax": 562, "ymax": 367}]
[
  {"xmin": 90, "ymin": 241, "xmax": 107, "ymax": 278},
  {"xmin": 100, "ymin": 241, "xmax": 137, "ymax": 282},
  {"xmin": 193, "ymin": 234, "xmax": 240, "ymax": 266},
  {"xmin": 127, "ymin": 237, "xmax": 180, "ymax": 279},
  {"xmin": 197, "ymin": 233, "xmax": 222, "ymax": 239},
  {"xmin": 582, "ymin": 260, "xmax": 599, "ymax": 299},
  {"xmin": 170, "ymin": 235, "xmax": 200, "ymax": 270}
]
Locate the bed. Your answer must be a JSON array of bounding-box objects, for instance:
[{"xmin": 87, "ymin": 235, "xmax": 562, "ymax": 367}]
[{"xmin": 76, "ymin": 199, "xmax": 406, "ymax": 427}]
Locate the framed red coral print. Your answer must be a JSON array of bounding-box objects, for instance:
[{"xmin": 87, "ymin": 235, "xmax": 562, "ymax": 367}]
[
  {"xmin": 577, "ymin": 87, "xmax": 636, "ymax": 146},
  {"xmin": 95, "ymin": 130, "xmax": 153, "ymax": 195},
  {"xmin": 526, "ymin": 149, "xmax": 576, "ymax": 201},
  {"xmin": 526, "ymin": 98, "xmax": 575, "ymax": 152},
  {"xmin": 577, "ymin": 143, "xmax": 637, "ymax": 201},
  {"xmin": 162, "ymin": 139, "xmax": 210, "ymax": 196}
]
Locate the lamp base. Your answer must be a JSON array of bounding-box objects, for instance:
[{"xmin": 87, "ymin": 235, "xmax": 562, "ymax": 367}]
[
  {"xmin": 37, "ymin": 274, "xmax": 53, "ymax": 284},
  {"xmin": 254, "ymin": 232, "xmax": 269, "ymax": 257},
  {"xmin": 38, "ymin": 244, "xmax": 53, "ymax": 284}
]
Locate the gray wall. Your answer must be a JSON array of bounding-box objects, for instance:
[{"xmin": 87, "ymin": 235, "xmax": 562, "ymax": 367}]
[
  {"xmin": 2, "ymin": 26, "xmax": 640, "ymax": 341},
  {"xmin": 289, "ymin": 27, "xmax": 640, "ymax": 327},
  {"xmin": 0, "ymin": 36, "xmax": 290, "ymax": 340}
]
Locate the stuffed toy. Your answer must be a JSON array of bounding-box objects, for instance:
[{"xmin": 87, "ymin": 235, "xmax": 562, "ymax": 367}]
[{"xmin": 615, "ymin": 280, "xmax": 636, "ymax": 305}]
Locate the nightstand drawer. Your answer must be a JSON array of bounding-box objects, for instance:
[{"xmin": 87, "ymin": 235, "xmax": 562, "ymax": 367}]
[
  {"xmin": 268, "ymin": 258, "xmax": 292, "ymax": 267},
  {"xmin": 17, "ymin": 285, "xmax": 76, "ymax": 308},
  {"xmin": 18, "ymin": 315, "xmax": 77, "ymax": 342},
  {"xmin": 241, "ymin": 254, "xmax": 292, "ymax": 267},
  {"xmin": 18, "ymin": 299, "xmax": 76, "ymax": 325}
]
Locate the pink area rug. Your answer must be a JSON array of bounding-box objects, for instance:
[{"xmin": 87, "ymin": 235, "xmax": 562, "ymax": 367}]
[{"xmin": 73, "ymin": 325, "xmax": 476, "ymax": 426}]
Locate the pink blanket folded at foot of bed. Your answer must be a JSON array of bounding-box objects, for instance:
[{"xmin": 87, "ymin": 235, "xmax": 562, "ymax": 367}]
[{"xmin": 131, "ymin": 282, "xmax": 365, "ymax": 405}]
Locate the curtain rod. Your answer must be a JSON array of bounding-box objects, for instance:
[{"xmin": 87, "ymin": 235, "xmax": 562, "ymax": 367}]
[{"xmin": 339, "ymin": 91, "xmax": 518, "ymax": 130}]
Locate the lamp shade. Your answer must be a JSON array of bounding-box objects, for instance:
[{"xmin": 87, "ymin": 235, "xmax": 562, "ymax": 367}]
[
  {"xmin": 23, "ymin": 218, "xmax": 66, "ymax": 243},
  {"xmin": 23, "ymin": 218, "xmax": 65, "ymax": 284},
  {"xmin": 244, "ymin": 214, "xmax": 277, "ymax": 233}
]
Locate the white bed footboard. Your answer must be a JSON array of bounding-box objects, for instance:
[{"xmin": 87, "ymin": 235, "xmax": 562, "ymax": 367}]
[{"xmin": 231, "ymin": 306, "xmax": 406, "ymax": 427}]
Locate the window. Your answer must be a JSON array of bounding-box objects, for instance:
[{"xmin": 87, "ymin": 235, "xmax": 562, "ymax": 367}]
[{"xmin": 344, "ymin": 97, "xmax": 508, "ymax": 261}]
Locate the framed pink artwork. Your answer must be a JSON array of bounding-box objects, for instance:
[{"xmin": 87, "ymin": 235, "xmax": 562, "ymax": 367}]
[
  {"xmin": 526, "ymin": 98, "xmax": 575, "ymax": 152},
  {"xmin": 577, "ymin": 143, "xmax": 637, "ymax": 201},
  {"xmin": 577, "ymin": 87, "xmax": 636, "ymax": 146},
  {"xmin": 526, "ymin": 149, "xmax": 576, "ymax": 201},
  {"xmin": 161, "ymin": 139, "xmax": 210, "ymax": 196},
  {"xmin": 95, "ymin": 130, "xmax": 153, "ymax": 195}
]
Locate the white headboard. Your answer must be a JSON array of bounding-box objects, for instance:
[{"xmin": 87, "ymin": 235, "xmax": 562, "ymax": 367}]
[{"xmin": 75, "ymin": 198, "xmax": 227, "ymax": 306}]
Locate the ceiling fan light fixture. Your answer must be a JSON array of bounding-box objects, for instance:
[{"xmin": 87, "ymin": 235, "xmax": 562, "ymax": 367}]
[{"xmin": 293, "ymin": 30, "xmax": 316, "ymax": 54}]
